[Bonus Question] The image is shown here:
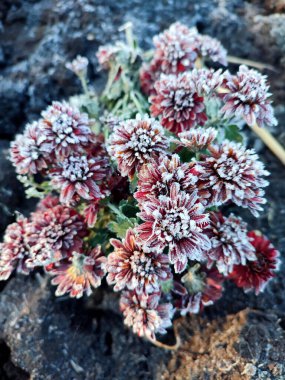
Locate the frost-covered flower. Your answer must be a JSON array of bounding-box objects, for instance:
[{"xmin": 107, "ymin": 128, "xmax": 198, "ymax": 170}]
[
  {"xmin": 10, "ymin": 121, "xmax": 52, "ymax": 175},
  {"xmin": 150, "ymin": 73, "xmax": 207, "ymax": 134},
  {"xmin": 27, "ymin": 204, "xmax": 88, "ymax": 267},
  {"xmin": 206, "ymin": 212, "xmax": 256, "ymax": 275},
  {"xmin": 41, "ymin": 101, "xmax": 92, "ymax": 158},
  {"xmin": 197, "ymin": 140, "xmax": 270, "ymax": 216},
  {"xmin": 139, "ymin": 61, "xmax": 162, "ymax": 96},
  {"xmin": 66, "ymin": 55, "xmax": 89, "ymax": 77},
  {"xmin": 196, "ymin": 35, "xmax": 227, "ymax": 66},
  {"xmin": 0, "ymin": 217, "xmax": 31, "ymax": 280},
  {"xmin": 221, "ymin": 65, "xmax": 277, "ymax": 127},
  {"xmin": 51, "ymin": 247, "xmax": 106, "ymax": 298},
  {"xmin": 83, "ymin": 201, "xmax": 100, "ymax": 228},
  {"xmin": 96, "ymin": 44, "xmax": 120, "ymax": 70},
  {"xmin": 35, "ymin": 194, "xmax": 60, "ymax": 211},
  {"xmin": 107, "ymin": 229, "xmax": 171, "ymax": 293},
  {"xmin": 120, "ymin": 290, "xmax": 173, "ymax": 339},
  {"xmin": 152, "ymin": 22, "xmax": 199, "ymax": 75},
  {"xmin": 50, "ymin": 154, "xmax": 109, "ymax": 204},
  {"xmin": 177, "ymin": 127, "xmax": 217, "ymax": 151},
  {"xmin": 108, "ymin": 114, "xmax": 168, "ymax": 178},
  {"xmin": 173, "ymin": 267, "xmax": 224, "ymax": 315},
  {"xmin": 189, "ymin": 68, "xmax": 225, "ymax": 95},
  {"xmin": 229, "ymin": 231, "xmax": 280, "ymax": 294},
  {"xmin": 134, "ymin": 154, "xmax": 200, "ymax": 205},
  {"xmin": 137, "ymin": 183, "xmax": 211, "ymax": 273}
]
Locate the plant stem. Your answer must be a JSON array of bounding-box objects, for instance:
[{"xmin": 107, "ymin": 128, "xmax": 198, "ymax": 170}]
[
  {"xmin": 227, "ymin": 55, "xmax": 276, "ymax": 72},
  {"xmin": 251, "ymin": 123, "xmax": 285, "ymax": 165},
  {"xmin": 79, "ymin": 75, "xmax": 90, "ymax": 96}
]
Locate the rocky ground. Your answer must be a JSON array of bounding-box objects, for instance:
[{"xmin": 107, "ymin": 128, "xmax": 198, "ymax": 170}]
[{"xmin": 0, "ymin": 0, "xmax": 285, "ymax": 379}]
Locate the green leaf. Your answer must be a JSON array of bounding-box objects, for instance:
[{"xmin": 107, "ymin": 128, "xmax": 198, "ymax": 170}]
[
  {"xmin": 108, "ymin": 217, "xmax": 137, "ymax": 239},
  {"xmin": 224, "ymin": 124, "xmax": 243, "ymax": 143},
  {"xmin": 178, "ymin": 147, "xmax": 195, "ymax": 163}
]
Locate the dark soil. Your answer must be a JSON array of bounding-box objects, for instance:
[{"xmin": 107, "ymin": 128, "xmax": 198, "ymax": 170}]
[{"xmin": 0, "ymin": 1, "xmax": 285, "ymax": 379}]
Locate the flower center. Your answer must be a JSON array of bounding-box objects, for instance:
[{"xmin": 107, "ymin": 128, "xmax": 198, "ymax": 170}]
[
  {"xmin": 161, "ymin": 206, "xmax": 196, "ymax": 241},
  {"xmin": 130, "ymin": 250, "xmax": 156, "ymax": 278},
  {"xmin": 62, "ymin": 156, "xmax": 92, "ymax": 182},
  {"xmin": 174, "ymin": 90, "xmax": 194, "ymax": 111},
  {"xmin": 51, "ymin": 113, "xmax": 77, "ymax": 144}
]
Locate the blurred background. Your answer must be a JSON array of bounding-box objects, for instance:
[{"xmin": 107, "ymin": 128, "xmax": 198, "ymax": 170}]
[{"xmin": 0, "ymin": 1, "xmax": 285, "ymax": 379}]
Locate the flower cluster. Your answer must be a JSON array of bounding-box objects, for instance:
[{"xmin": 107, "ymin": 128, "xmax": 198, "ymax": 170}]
[
  {"xmin": 1, "ymin": 22, "xmax": 280, "ymax": 345},
  {"xmin": 140, "ymin": 22, "xmax": 227, "ymax": 96}
]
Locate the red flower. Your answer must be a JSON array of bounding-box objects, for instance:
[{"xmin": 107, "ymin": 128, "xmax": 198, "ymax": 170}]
[
  {"xmin": 107, "ymin": 229, "xmax": 171, "ymax": 293},
  {"xmin": 0, "ymin": 217, "xmax": 31, "ymax": 280},
  {"xmin": 50, "ymin": 154, "xmax": 109, "ymax": 204},
  {"xmin": 221, "ymin": 65, "xmax": 277, "ymax": 128},
  {"xmin": 196, "ymin": 35, "xmax": 227, "ymax": 66},
  {"xmin": 120, "ymin": 290, "xmax": 173, "ymax": 339},
  {"xmin": 27, "ymin": 204, "xmax": 88, "ymax": 267},
  {"xmin": 50, "ymin": 247, "xmax": 106, "ymax": 298},
  {"xmin": 83, "ymin": 201, "xmax": 100, "ymax": 228},
  {"xmin": 173, "ymin": 267, "xmax": 224, "ymax": 315},
  {"xmin": 197, "ymin": 141, "xmax": 269, "ymax": 216},
  {"xmin": 10, "ymin": 121, "xmax": 52, "ymax": 175},
  {"xmin": 41, "ymin": 101, "xmax": 92, "ymax": 159},
  {"xmin": 137, "ymin": 183, "xmax": 211, "ymax": 273},
  {"xmin": 150, "ymin": 73, "xmax": 207, "ymax": 134},
  {"xmin": 229, "ymin": 231, "xmax": 280, "ymax": 294},
  {"xmin": 152, "ymin": 22, "xmax": 198, "ymax": 75},
  {"xmin": 134, "ymin": 154, "xmax": 200, "ymax": 205},
  {"xmin": 108, "ymin": 114, "xmax": 168, "ymax": 178},
  {"xmin": 206, "ymin": 212, "xmax": 256, "ymax": 275},
  {"xmin": 176, "ymin": 127, "xmax": 217, "ymax": 151}
]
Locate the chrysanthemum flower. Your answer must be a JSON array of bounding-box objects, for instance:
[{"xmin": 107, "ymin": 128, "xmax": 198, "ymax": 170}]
[
  {"xmin": 107, "ymin": 229, "xmax": 171, "ymax": 293},
  {"xmin": 176, "ymin": 127, "xmax": 217, "ymax": 151},
  {"xmin": 229, "ymin": 231, "xmax": 280, "ymax": 294},
  {"xmin": 10, "ymin": 121, "xmax": 52, "ymax": 175},
  {"xmin": 137, "ymin": 183, "xmax": 211, "ymax": 273},
  {"xmin": 96, "ymin": 44, "xmax": 120, "ymax": 70},
  {"xmin": 0, "ymin": 217, "xmax": 31, "ymax": 280},
  {"xmin": 197, "ymin": 140, "xmax": 270, "ymax": 216},
  {"xmin": 134, "ymin": 154, "xmax": 200, "ymax": 205},
  {"xmin": 41, "ymin": 101, "xmax": 92, "ymax": 158},
  {"xmin": 189, "ymin": 68, "xmax": 225, "ymax": 96},
  {"xmin": 66, "ymin": 55, "xmax": 89, "ymax": 77},
  {"xmin": 120, "ymin": 290, "xmax": 173, "ymax": 339},
  {"xmin": 206, "ymin": 212, "xmax": 256, "ymax": 275},
  {"xmin": 150, "ymin": 73, "xmax": 207, "ymax": 134},
  {"xmin": 139, "ymin": 61, "xmax": 162, "ymax": 96},
  {"xmin": 220, "ymin": 65, "xmax": 277, "ymax": 127},
  {"xmin": 196, "ymin": 35, "xmax": 227, "ymax": 66},
  {"xmin": 50, "ymin": 154, "xmax": 109, "ymax": 204},
  {"xmin": 50, "ymin": 247, "xmax": 106, "ymax": 298},
  {"xmin": 35, "ymin": 194, "xmax": 60, "ymax": 211},
  {"xmin": 152, "ymin": 22, "xmax": 198, "ymax": 75},
  {"xmin": 27, "ymin": 204, "xmax": 88, "ymax": 267},
  {"xmin": 83, "ymin": 201, "xmax": 100, "ymax": 228},
  {"xmin": 108, "ymin": 114, "xmax": 168, "ymax": 178},
  {"xmin": 173, "ymin": 267, "xmax": 224, "ymax": 315}
]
